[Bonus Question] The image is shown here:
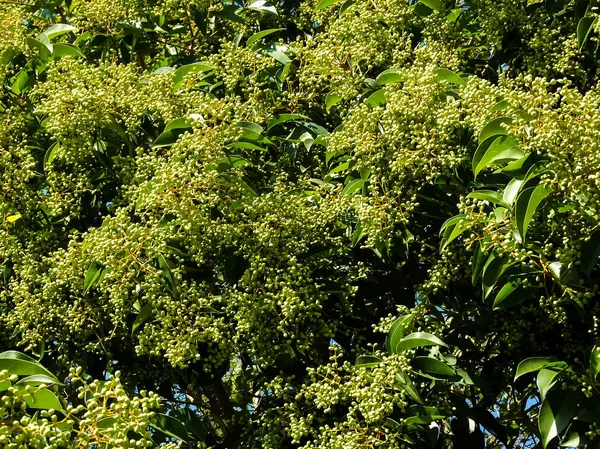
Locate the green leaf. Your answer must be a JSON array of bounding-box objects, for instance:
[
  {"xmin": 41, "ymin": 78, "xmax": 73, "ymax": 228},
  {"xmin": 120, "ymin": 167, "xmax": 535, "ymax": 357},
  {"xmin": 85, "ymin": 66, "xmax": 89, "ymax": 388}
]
[
  {"xmin": 16, "ymin": 375, "xmax": 63, "ymax": 386},
  {"xmin": 315, "ymin": 0, "xmax": 342, "ymax": 10},
  {"xmin": 539, "ymin": 390, "xmax": 579, "ymax": 448},
  {"xmin": 84, "ymin": 260, "xmax": 105, "ymax": 293},
  {"xmin": 364, "ymin": 89, "xmax": 386, "ymax": 107},
  {"xmin": 386, "ymin": 314, "xmax": 414, "ymax": 353},
  {"xmin": 577, "ymin": 17, "xmax": 596, "ymax": 50},
  {"xmin": 52, "ymin": 43, "xmax": 85, "ymax": 58},
  {"xmin": 515, "ymin": 356, "xmax": 553, "ymax": 380},
  {"xmin": 479, "ymin": 117, "xmax": 513, "ymax": 144},
  {"xmin": 467, "ymin": 190, "xmax": 510, "ymax": 208},
  {"xmin": 590, "ymin": 340, "xmax": 600, "ymax": 380},
  {"xmin": 395, "ymin": 372, "xmax": 424, "ymax": 404},
  {"xmin": 440, "ymin": 215, "xmax": 471, "ymax": 250},
  {"xmin": 247, "ymin": 0, "xmax": 278, "ymax": 15},
  {"xmin": 493, "ymin": 280, "xmax": 536, "ymax": 310},
  {"xmin": 537, "ymin": 364, "xmax": 566, "ymax": 401},
  {"xmin": 233, "ymin": 121, "xmax": 264, "ymax": 140},
  {"xmin": 376, "ymin": 68, "xmax": 404, "ymax": 84},
  {"xmin": 342, "ymin": 178, "xmax": 365, "ymax": 196},
  {"xmin": 412, "ymin": 356, "xmax": 456, "ymax": 377},
  {"xmin": 152, "ymin": 119, "xmax": 193, "ymax": 148},
  {"xmin": 325, "ymin": 93, "xmax": 342, "ymax": 112},
  {"xmin": 489, "ymin": 99, "xmax": 511, "ymax": 113},
  {"xmin": 267, "ymin": 114, "xmax": 307, "ymax": 129},
  {"xmin": 20, "ymin": 388, "xmax": 63, "ymax": 410},
  {"xmin": 0, "ymin": 352, "xmax": 58, "ymax": 380},
  {"xmin": 419, "ymin": 0, "xmax": 443, "ymax": 11},
  {"xmin": 211, "ymin": 6, "xmax": 245, "ymax": 24},
  {"xmin": 471, "ymin": 241, "xmax": 487, "ymax": 285},
  {"xmin": 27, "ymin": 37, "xmax": 51, "ymax": 60},
  {"xmin": 153, "ymin": 414, "xmax": 189, "ymax": 443},
  {"xmin": 560, "ymin": 430, "xmax": 587, "ymax": 447},
  {"xmin": 515, "ymin": 184, "xmax": 553, "ymax": 242},
  {"xmin": 173, "ymin": 62, "xmax": 215, "ymax": 90},
  {"xmin": 436, "ymin": 68, "xmax": 466, "ymax": 86},
  {"xmin": 246, "ymin": 28, "xmax": 284, "ymax": 47},
  {"xmin": 503, "ymin": 178, "xmax": 525, "ymax": 205},
  {"xmin": 44, "ymin": 142, "xmax": 60, "ymax": 170},
  {"xmin": 40, "ymin": 24, "xmax": 78, "ymax": 40},
  {"xmin": 472, "ymin": 136, "xmax": 523, "ymax": 177},
  {"xmin": 355, "ymin": 355, "xmax": 383, "ymax": 368},
  {"xmin": 132, "ymin": 302, "xmax": 154, "ymax": 335},
  {"xmin": 580, "ymin": 231, "xmax": 600, "ymax": 278},
  {"xmin": 394, "ymin": 332, "xmax": 447, "ymax": 353},
  {"xmin": 482, "ymin": 252, "xmax": 510, "ymax": 299}
]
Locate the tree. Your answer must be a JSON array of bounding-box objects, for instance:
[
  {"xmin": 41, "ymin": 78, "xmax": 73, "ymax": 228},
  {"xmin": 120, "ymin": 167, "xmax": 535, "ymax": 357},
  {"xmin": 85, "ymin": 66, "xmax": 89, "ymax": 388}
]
[{"xmin": 1, "ymin": 0, "xmax": 600, "ymax": 447}]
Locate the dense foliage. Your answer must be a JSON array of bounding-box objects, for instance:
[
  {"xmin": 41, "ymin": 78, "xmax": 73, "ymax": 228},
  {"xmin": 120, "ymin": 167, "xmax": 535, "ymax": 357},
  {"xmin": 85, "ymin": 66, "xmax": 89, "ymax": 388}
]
[{"xmin": 3, "ymin": 0, "xmax": 600, "ymax": 447}]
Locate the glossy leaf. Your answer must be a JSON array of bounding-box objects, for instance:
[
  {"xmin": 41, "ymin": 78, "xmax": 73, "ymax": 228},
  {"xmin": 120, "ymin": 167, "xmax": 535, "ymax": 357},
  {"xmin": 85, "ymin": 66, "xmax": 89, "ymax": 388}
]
[
  {"xmin": 355, "ymin": 355, "xmax": 383, "ymax": 368},
  {"xmin": 581, "ymin": 231, "xmax": 600, "ymax": 278},
  {"xmin": 436, "ymin": 68, "xmax": 465, "ymax": 86},
  {"xmin": 315, "ymin": 0, "xmax": 341, "ymax": 10},
  {"xmin": 20, "ymin": 388, "xmax": 63, "ymax": 410},
  {"xmin": 132, "ymin": 302, "xmax": 154, "ymax": 336},
  {"xmin": 394, "ymin": 332, "xmax": 447, "ymax": 353},
  {"xmin": 247, "ymin": 0, "xmax": 278, "ymax": 15},
  {"xmin": 419, "ymin": 0, "xmax": 443, "ymax": 11},
  {"xmin": 0, "ymin": 352, "xmax": 58, "ymax": 380},
  {"xmin": 40, "ymin": 24, "xmax": 78, "ymax": 40},
  {"xmin": 386, "ymin": 314, "xmax": 414, "ymax": 353},
  {"xmin": 395, "ymin": 371, "xmax": 424, "ymax": 404},
  {"xmin": 364, "ymin": 89, "xmax": 386, "ymax": 107},
  {"xmin": 479, "ymin": 117, "xmax": 512, "ymax": 144},
  {"xmin": 173, "ymin": 62, "xmax": 215, "ymax": 90},
  {"xmin": 412, "ymin": 356, "xmax": 456, "ymax": 377},
  {"xmin": 539, "ymin": 390, "xmax": 579, "ymax": 448},
  {"xmin": 515, "ymin": 184, "xmax": 553, "ymax": 242},
  {"xmin": 52, "ymin": 43, "xmax": 85, "ymax": 58},
  {"xmin": 153, "ymin": 414, "xmax": 189, "ymax": 443},
  {"xmin": 467, "ymin": 190, "xmax": 510, "ymax": 208},
  {"xmin": 16, "ymin": 375, "xmax": 63, "ymax": 386},
  {"xmin": 577, "ymin": 17, "xmax": 596, "ymax": 50},
  {"xmin": 515, "ymin": 357, "xmax": 553, "ymax": 380},
  {"xmin": 493, "ymin": 280, "xmax": 536, "ymax": 310},
  {"xmin": 376, "ymin": 68, "xmax": 404, "ymax": 84},
  {"xmin": 84, "ymin": 260, "xmax": 105, "ymax": 293},
  {"xmin": 472, "ymin": 136, "xmax": 523, "ymax": 177},
  {"xmin": 152, "ymin": 119, "xmax": 193, "ymax": 148},
  {"xmin": 537, "ymin": 364, "xmax": 566, "ymax": 401},
  {"xmin": 246, "ymin": 28, "xmax": 284, "ymax": 47}
]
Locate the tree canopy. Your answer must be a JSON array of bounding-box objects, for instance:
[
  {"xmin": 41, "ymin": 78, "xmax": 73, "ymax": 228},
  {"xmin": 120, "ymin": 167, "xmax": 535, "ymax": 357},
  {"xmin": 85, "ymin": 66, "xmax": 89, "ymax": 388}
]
[{"xmin": 2, "ymin": 0, "xmax": 600, "ymax": 447}]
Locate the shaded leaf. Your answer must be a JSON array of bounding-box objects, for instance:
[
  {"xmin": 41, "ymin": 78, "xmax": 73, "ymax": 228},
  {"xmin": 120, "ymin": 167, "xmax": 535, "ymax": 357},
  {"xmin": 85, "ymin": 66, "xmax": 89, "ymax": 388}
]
[
  {"xmin": 395, "ymin": 371, "xmax": 424, "ymax": 404},
  {"xmin": 84, "ymin": 260, "xmax": 105, "ymax": 293},
  {"xmin": 577, "ymin": 17, "xmax": 596, "ymax": 50},
  {"xmin": 515, "ymin": 184, "xmax": 553, "ymax": 242},
  {"xmin": 539, "ymin": 390, "xmax": 579, "ymax": 448},
  {"xmin": 412, "ymin": 356, "xmax": 456, "ymax": 377}
]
